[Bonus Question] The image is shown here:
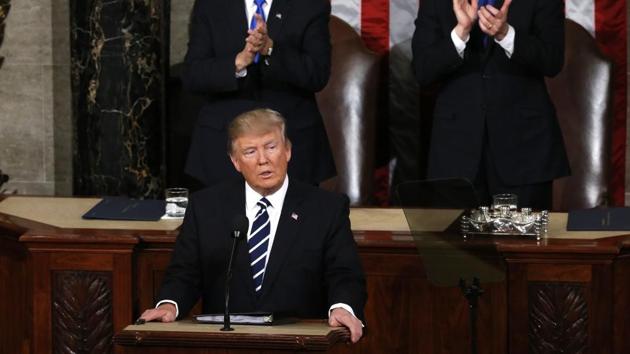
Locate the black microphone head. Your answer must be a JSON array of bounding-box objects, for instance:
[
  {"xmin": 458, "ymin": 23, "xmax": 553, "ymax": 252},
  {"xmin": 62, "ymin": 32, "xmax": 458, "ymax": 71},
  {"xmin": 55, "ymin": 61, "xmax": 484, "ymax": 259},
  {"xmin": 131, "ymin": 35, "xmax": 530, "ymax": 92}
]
[{"xmin": 231, "ymin": 215, "xmax": 249, "ymax": 239}]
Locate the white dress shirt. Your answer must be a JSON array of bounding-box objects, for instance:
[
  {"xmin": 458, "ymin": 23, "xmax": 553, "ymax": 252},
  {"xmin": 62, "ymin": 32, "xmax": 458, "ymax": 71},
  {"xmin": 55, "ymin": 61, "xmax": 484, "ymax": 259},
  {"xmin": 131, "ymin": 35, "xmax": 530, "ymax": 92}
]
[
  {"xmin": 451, "ymin": 25, "xmax": 516, "ymax": 58},
  {"xmin": 245, "ymin": 0, "xmax": 273, "ymax": 26}
]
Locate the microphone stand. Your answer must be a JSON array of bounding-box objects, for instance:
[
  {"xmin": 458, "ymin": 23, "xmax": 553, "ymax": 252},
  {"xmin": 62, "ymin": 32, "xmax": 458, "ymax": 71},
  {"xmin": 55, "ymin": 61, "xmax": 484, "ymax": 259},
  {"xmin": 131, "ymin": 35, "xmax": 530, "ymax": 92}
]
[
  {"xmin": 459, "ymin": 277, "xmax": 483, "ymax": 354},
  {"xmin": 221, "ymin": 229, "xmax": 243, "ymax": 331}
]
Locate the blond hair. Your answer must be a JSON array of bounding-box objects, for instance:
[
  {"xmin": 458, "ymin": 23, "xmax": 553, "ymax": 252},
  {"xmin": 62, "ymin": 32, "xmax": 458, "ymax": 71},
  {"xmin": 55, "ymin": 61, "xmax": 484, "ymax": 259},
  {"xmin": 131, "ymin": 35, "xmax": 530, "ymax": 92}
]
[{"xmin": 227, "ymin": 108, "xmax": 291, "ymax": 155}]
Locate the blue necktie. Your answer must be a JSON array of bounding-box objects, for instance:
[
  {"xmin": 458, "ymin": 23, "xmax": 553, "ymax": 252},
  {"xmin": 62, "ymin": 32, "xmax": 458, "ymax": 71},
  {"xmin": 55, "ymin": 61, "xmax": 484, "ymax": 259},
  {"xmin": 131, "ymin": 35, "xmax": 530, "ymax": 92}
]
[
  {"xmin": 249, "ymin": 0, "xmax": 267, "ymax": 64},
  {"xmin": 248, "ymin": 197, "xmax": 271, "ymax": 293},
  {"xmin": 479, "ymin": 0, "xmax": 496, "ymax": 47}
]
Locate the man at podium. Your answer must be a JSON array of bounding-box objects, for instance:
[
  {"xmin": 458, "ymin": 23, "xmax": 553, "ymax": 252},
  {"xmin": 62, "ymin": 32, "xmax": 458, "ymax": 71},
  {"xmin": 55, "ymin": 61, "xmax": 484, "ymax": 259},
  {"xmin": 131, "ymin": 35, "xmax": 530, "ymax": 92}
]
[{"xmin": 140, "ymin": 109, "xmax": 366, "ymax": 343}]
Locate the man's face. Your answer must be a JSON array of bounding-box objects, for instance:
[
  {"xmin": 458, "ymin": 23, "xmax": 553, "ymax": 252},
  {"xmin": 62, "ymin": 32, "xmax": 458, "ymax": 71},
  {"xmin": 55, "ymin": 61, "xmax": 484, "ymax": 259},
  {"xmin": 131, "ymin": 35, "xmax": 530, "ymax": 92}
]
[{"xmin": 229, "ymin": 128, "xmax": 291, "ymax": 196}]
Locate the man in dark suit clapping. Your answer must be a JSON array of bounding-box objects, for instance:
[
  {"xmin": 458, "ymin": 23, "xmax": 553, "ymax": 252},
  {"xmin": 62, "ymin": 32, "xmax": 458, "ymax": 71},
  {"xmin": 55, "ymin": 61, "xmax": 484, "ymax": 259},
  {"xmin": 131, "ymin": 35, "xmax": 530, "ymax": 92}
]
[
  {"xmin": 412, "ymin": 0, "xmax": 570, "ymax": 210},
  {"xmin": 141, "ymin": 109, "xmax": 366, "ymax": 343},
  {"xmin": 183, "ymin": 0, "xmax": 336, "ymax": 187}
]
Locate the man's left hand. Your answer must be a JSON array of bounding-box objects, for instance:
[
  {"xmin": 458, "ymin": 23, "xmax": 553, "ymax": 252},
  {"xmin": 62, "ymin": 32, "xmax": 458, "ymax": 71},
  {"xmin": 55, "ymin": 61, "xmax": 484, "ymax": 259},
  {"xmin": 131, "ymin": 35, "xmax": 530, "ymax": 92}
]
[
  {"xmin": 251, "ymin": 13, "xmax": 274, "ymax": 55},
  {"xmin": 478, "ymin": 0, "xmax": 512, "ymax": 40},
  {"xmin": 328, "ymin": 308, "xmax": 363, "ymax": 344}
]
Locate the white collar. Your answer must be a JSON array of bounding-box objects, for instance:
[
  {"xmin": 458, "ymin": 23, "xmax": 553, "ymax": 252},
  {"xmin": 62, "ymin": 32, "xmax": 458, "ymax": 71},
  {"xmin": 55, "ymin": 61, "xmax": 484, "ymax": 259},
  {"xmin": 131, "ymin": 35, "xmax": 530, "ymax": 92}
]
[{"xmin": 245, "ymin": 175, "xmax": 289, "ymax": 212}]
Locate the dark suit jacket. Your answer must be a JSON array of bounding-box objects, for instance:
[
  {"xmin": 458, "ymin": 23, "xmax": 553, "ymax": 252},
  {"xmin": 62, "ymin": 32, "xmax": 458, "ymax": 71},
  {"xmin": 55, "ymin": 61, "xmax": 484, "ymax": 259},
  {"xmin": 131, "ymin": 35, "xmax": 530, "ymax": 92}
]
[
  {"xmin": 183, "ymin": 0, "xmax": 336, "ymax": 186},
  {"xmin": 157, "ymin": 178, "xmax": 367, "ymax": 321},
  {"xmin": 412, "ymin": 0, "xmax": 570, "ymax": 186}
]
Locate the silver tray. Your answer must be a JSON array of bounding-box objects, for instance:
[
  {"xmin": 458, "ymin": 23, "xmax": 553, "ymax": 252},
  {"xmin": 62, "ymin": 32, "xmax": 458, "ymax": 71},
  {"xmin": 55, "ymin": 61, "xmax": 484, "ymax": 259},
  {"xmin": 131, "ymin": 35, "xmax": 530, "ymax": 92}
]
[{"xmin": 461, "ymin": 206, "xmax": 549, "ymax": 240}]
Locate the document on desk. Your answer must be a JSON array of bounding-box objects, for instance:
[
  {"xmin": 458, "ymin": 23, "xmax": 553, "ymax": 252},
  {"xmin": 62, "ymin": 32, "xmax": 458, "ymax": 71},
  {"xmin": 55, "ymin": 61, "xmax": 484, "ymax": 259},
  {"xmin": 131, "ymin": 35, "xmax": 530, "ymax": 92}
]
[
  {"xmin": 82, "ymin": 197, "xmax": 166, "ymax": 221},
  {"xmin": 567, "ymin": 207, "xmax": 630, "ymax": 231},
  {"xmin": 194, "ymin": 312, "xmax": 294, "ymax": 325}
]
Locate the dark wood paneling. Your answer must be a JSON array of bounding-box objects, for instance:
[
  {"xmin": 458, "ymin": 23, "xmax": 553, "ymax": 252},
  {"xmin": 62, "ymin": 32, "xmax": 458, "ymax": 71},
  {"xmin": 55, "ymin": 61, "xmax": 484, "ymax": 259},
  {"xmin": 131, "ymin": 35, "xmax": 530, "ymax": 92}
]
[
  {"xmin": 0, "ymin": 233, "xmax": 30, "ymax": 354},
  {"xmin": 613, "ymin": 253, "xmax": 630, "ymax": 354},
  {"xmin": 24, "ymin": 233, "xmax": 136, "ymax": 354},
  {"xmin": 528, "ymin": 282, "xmax": 588, "ymax": 354},
  {"xmin": 3, "ymin": 208, "xmax": 630, "ymax": 353},
  {"xmin": 333, "ymin": 248, "xmax": 506, "ymax": 354},
  {"xmin": 31, "ymin": 252, "xmax": 52, "ymax": 354},
  {"xmin": 506, "ymin": 253, "xmax": 616, "ymax": 354},
  {"xmin": 508, "ymin": 263, "xmax": 530, "ymax": 354},
  {"xmin": 527, "ymin": 264, "xmax": 592, "ymax": 282},
  {"xmin": 590, "ymin": 263, "xmax": 613, "ymax": 354},
  {"xmin": 113, "ymin": 253, "xmax": 135, "ymax": 337},
  {"xmin": 52, "ymin": 271, "xmax": 113, "ymax": 354}
]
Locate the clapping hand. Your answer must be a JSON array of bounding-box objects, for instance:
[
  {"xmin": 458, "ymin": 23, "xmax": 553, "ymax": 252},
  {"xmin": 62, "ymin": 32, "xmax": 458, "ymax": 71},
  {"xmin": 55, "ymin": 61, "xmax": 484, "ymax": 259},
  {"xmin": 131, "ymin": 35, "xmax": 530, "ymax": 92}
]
[
  {"xmin": 478, "ymin": 0, "xmax": 512, "ymax": 41},
  {"xmin": 453, "ymin": 0, "xmax": 479, "ymax": 40}
]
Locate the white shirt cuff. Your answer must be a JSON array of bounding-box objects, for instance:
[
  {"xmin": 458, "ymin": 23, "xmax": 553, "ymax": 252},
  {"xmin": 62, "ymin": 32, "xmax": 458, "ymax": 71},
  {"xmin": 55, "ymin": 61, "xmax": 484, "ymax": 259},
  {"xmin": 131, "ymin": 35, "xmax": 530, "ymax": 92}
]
[
  {"xmin": 156, "ymin": 299, "xmax": 179, "ymax": 318},
  {"xmin": 451, "ymin": 29, "xmax": 469, "ymax": 58},
  {"xmin": 495, "ymin": 25, "xmax": 515, "ymax": 58},
  {"xmin": 328, "ymin": 303, "xmax": 364, "ymax": 327},
  {"xmin": 235, "ymin": 68, "xmax": 248, "ymax": 78}
]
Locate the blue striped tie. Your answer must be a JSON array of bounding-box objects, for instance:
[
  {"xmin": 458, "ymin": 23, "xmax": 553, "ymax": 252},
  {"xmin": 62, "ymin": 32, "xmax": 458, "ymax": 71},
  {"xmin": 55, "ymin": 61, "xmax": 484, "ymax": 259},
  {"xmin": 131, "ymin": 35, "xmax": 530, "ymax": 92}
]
[
  {"xmin": 248, "ymin": 197, "xmax": 271, "ymax": 293},
  {"xmin": 249, "ymin": 0, "xmax": 267, "ymax": 64}
]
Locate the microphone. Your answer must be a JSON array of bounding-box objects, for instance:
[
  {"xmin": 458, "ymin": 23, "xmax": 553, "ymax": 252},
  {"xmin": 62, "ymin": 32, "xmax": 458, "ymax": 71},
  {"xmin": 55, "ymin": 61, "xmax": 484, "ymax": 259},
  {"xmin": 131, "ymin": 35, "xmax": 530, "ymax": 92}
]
[
  {"xmin": 221, "ymin": 215, "xmax": 249, "ymax": 331},
  {"xmin": 231, "ymin": 214, "xmax": 249, "ymax": 241}
]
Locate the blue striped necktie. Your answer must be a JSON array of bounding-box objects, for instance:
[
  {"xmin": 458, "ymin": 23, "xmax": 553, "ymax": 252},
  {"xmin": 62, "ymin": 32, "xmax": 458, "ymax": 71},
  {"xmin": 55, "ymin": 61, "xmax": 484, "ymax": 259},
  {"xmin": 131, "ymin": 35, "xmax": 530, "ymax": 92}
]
[
  {"xmin": 249, "ymin": 0, "xmax": 267, "ymax": 63},
  {"xmin": 248, "ymin": 197, "xmax": 271, "ymax": 293}
]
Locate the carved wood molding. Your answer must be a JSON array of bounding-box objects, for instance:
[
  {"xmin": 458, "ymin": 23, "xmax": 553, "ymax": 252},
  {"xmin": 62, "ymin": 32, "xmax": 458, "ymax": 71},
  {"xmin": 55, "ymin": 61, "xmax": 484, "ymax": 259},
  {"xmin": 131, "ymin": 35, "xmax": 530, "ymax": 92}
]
[
  {"xmin": 52, "ymin": 271, "xmax": 113, "ymax": 354},
  {"xmin": 528, "ymin": 282, "xmax": 588, "ymax": 354}
]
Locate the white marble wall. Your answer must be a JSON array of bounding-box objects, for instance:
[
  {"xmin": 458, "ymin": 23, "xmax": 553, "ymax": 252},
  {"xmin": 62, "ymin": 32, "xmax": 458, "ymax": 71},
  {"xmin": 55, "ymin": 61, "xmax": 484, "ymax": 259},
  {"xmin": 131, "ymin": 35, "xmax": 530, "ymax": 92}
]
[{"xmin": 0, "ymin": 0, "xmax": 72, "ymax": 195}]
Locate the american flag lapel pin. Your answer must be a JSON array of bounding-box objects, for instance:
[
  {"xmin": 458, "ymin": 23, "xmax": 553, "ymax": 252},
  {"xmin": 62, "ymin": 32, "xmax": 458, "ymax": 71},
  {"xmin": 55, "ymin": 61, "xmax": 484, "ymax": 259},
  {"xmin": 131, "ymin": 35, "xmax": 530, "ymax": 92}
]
[{"xmin": 291, "ymin": 212, "xmax": 298, "ymax": 221}]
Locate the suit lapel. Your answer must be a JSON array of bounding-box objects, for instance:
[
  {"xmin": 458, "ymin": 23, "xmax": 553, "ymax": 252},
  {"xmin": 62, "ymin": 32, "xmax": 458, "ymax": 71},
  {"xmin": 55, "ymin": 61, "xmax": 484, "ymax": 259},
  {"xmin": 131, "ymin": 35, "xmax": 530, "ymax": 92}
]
[
  {"xmin": 226, "ymin": 0, "xmax": 249, "ymax": 40},
  {"xmin": 259, "ymin": 179, "xmax": 305, "ymax": 300},
  {"xmin": 266, "ymin": 0, "xmax": 289, "ymax": 42}
]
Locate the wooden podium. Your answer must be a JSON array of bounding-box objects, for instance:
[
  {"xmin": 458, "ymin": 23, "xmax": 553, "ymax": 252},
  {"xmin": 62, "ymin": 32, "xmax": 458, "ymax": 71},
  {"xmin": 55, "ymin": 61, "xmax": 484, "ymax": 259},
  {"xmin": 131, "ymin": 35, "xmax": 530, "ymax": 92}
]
[
  {"xmin": 3, "ymin": 196, "xmax": 630, "ymax": 353},
  {"xmin": 113, "ymin": 320, "xmax": 350, "ymax": 353}
]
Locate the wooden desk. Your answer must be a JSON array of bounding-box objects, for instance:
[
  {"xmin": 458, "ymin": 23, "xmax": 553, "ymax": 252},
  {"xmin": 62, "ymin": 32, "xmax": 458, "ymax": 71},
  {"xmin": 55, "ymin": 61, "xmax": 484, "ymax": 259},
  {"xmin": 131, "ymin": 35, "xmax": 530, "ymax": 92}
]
[
  {"xmin": 1, "ymin": 196, "xmax": 630, "ymax": 354},
  {"xmin": 113, "ymin": 320, "xmax": 350, "ymax": 353}
]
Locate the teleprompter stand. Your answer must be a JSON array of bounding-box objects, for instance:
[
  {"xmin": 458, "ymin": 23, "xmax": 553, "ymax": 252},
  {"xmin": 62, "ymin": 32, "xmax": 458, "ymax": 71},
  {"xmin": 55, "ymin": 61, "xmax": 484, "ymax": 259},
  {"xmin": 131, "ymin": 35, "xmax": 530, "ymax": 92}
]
[{"xmin": 396, "ymin": 178, "xmax": 505, "ymax": 354}]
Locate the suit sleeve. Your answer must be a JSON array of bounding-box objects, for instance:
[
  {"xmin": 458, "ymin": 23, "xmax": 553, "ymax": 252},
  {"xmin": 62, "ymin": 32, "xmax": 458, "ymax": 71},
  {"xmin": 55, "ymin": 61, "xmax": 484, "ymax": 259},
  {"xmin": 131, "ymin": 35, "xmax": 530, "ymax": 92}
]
[
  {"xmin": 157, "ymin": 196, "xmax": 202, "ymax": 319},
  {"xmin": 181, "ymin": 0, "xmax": 240, "ymax": 93},
  {"xmin": 510, "ymin": 0, "xmax": 564, "ymax": 77},
  {"xmin": 323, "ymin": 195, "xmax": 367, "ymax": 321},
  {"xmin": 261, "ymin": 0, "xmax": 331, "ymax": 92},
  {"xmin": 411, "ymin": 0, "xmax": 464, "ymax": 87}
]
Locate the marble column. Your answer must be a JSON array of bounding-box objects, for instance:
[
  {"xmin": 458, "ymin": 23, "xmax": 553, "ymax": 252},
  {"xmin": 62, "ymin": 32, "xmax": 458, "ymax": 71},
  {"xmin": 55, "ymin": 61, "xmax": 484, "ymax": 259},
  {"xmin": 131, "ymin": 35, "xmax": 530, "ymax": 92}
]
[
  {"xmin": 71, "ymin": 0, "xmax": 167, "ymax": 198},
  {"xmin": 0, "ymin": 1, "xmax": 10, "ymax": 186},
  {"xmin": 0, "ymin": 0, "xmax": 10, "ymax": 70}
]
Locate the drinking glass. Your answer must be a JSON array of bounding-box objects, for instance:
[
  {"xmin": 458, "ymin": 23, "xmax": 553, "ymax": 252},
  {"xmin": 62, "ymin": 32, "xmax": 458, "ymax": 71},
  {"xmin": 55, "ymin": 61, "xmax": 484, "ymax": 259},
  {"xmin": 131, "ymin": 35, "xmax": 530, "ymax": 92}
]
[
  {"xmin": 165, "ymin": 187, "xmax": 188, "ymax": 217},
  {"xmin": 492, "ymin": 193, "xmax": 518, "ymax": 212}
]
